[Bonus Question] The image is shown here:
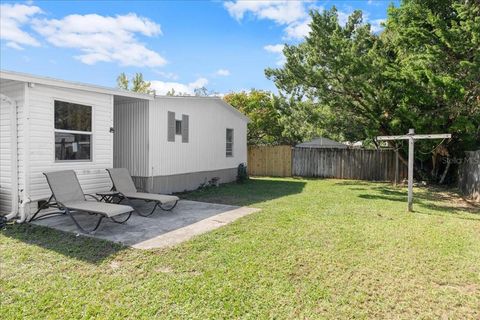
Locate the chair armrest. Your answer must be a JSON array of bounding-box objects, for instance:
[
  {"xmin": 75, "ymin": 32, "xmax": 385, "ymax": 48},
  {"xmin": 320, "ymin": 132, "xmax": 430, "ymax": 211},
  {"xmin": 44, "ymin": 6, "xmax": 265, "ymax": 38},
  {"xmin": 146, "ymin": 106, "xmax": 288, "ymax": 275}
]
[{"xmin": 85, "ymin": 194, "xmax": 100, "ymax": 202}]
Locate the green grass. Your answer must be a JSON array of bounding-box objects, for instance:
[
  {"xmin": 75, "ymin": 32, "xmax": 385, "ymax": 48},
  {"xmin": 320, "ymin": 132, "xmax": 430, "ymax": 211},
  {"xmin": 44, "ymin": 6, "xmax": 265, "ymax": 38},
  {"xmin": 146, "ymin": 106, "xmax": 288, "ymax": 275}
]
[{"xmin": 1, "ymin": 178, "xmax": 479, "ymax": 319}]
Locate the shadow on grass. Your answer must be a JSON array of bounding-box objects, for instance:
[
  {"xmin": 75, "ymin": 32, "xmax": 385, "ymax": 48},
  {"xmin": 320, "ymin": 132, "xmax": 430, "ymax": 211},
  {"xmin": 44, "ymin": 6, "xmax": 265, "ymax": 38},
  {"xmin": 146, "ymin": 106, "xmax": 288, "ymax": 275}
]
[
  {"xmin": 1, "ymin": 178, "xmax": 305, "ymax": 263},
  {"xmin": 1, "ymin": 223, "xmax": 125, "ymax": 264},
  {"xmin": 349, "ymin": 183, "xmax": 480, "ymax": 217},
  {"xmin": 178, "ymin": 178, "xmax": 306, "ymax": 207}
]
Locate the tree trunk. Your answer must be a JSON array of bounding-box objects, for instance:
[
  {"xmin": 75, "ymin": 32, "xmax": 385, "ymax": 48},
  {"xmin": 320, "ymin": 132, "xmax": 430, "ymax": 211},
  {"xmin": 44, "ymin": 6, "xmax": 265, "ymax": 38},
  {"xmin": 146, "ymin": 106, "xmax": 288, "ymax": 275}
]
[{"xmin": 439, "ymin": 158, "xmax": 450, "ymax": 184}]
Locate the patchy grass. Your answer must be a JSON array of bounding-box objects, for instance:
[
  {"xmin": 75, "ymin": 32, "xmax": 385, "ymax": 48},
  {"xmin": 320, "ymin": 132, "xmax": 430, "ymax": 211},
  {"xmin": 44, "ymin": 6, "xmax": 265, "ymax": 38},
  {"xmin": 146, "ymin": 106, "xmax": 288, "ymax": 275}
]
[{"xmin": 1, "ymin": 178, "xmax": 479, "ymax": 319}]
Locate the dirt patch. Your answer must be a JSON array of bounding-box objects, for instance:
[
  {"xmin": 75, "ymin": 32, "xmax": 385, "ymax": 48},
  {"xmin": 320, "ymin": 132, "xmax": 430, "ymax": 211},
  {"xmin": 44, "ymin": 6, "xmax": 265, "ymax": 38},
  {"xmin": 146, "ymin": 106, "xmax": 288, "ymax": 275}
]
[{"xmin": 431, "ymin": 190, "xmax": 480, "ymax": 213}]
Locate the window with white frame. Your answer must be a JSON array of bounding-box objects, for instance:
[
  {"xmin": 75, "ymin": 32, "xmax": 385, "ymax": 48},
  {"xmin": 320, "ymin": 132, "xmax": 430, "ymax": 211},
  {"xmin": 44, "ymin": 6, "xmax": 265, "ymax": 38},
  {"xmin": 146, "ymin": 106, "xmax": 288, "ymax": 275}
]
[
  {"xmin": 226, "ymin": 128, "xmax": 234, "ymax": 157},
  {"xmin": 54, "ymin": 100, "xmax": 92, "ymax": 161}
]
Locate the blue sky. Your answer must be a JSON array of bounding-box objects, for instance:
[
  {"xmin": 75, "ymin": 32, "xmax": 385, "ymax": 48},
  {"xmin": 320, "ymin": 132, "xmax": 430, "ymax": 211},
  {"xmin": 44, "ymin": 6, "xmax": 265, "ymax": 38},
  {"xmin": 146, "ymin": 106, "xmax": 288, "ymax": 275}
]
[{"xmin": 0, "ymin": 0, "xmax": 397, "ymax": 94}]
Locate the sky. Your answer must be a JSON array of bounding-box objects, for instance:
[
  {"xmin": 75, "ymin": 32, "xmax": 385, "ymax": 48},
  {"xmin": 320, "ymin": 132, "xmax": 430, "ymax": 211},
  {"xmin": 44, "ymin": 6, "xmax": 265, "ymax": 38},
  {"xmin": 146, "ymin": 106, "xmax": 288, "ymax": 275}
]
[{"xmin": 0, "ymin": 0, "xmax": 397, "ymax": 95}]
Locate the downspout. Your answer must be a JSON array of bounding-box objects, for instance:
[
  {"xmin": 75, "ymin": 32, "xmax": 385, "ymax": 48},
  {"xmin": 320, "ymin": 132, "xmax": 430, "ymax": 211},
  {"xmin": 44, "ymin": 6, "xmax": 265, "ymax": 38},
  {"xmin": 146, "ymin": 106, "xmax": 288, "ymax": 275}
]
[
  {"xmin": 17, "ymin": 82, "xmax": 32, "ymax": 223},
  {"xmin": 3, "ymin": 95, "xmax": 18, "ymax": 220}
]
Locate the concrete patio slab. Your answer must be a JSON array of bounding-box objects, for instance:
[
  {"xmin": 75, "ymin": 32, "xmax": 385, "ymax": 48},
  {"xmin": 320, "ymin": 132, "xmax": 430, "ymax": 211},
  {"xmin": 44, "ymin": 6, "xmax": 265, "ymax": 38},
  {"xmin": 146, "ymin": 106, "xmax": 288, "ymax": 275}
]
[{"xmin": 31, "ymin": 200, "xmax": 260, "ymax": 249}]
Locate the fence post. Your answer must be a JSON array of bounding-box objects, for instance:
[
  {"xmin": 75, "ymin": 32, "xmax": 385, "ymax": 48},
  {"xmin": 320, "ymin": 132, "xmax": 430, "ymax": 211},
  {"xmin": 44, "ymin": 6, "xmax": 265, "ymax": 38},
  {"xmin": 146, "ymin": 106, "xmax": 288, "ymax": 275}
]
[{"xmin": 395, "ymin": 148, "xmax": 399, "ymax": 186}]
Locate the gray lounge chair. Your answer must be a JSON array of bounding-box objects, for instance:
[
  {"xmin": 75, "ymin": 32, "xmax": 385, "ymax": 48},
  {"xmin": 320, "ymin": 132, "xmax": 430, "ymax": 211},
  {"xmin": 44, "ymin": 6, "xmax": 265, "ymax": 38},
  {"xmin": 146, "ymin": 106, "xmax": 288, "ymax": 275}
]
[
  {"xmin": 36, "ymin": 170, "xmax": 134, "ymax": 234},
  {"xmin": 106, "ymin": 168, "xmax": 179, "ymax": 216}
]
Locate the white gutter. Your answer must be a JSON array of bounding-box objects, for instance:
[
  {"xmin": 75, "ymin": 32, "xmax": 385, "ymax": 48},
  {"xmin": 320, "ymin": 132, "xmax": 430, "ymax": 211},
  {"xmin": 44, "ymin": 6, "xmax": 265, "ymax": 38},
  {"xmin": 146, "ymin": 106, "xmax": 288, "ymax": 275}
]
[{"xmin": 2, "ymin": 94, "xmax": 19, "ymax": 220}]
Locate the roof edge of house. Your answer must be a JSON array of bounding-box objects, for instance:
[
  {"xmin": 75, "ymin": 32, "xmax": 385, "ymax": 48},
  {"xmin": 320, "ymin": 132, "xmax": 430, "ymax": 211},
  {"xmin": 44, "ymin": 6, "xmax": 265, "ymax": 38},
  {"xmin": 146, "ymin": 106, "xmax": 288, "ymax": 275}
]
[
  {"xmin": 154, "ymin": 95, "xmax": 249, "ymax": 122},
  {"xmin": 0, "ymin": 69, "xmax": 155, "ymax": 100}
]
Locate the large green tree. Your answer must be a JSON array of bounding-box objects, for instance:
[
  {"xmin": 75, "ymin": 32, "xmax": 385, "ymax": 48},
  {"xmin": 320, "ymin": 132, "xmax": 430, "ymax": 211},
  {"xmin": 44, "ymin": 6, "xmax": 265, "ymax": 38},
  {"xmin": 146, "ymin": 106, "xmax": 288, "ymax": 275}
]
[
  {"xmin": 224, "ymin": 90, "xmax": 285, "ymax": 145},
  {"xmin": 266, "ymin": 0, "xmax": 480, "ymax": 182},
  {"xmin": 225, "ymin": 90, "xmax": 338, "ymax": 145},
  {"xmin": 225, "ymin": 90, "xmax": 363, "ymax": 146}
]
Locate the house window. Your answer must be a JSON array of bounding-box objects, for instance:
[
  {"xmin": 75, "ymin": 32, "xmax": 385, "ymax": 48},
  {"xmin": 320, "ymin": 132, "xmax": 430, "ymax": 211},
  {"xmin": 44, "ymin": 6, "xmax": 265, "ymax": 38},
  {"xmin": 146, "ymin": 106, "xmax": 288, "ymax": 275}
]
[
  {"xmin": 175, "ymin": 120, "xmax": 182, "ymax": 135},
  {"xmin": 226, "ymin": 128, "xmax": 234, "ymax": 157},
  {"xmin": 54, "ymin": 100, "xmax": 92, "ymax": 161}
]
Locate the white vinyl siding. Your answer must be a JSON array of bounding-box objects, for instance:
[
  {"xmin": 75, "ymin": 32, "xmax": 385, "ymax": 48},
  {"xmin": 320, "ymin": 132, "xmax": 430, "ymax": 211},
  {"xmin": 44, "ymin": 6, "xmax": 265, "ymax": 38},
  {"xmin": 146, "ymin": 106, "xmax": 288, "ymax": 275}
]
[
  {"xmin": 27, "ymin": 83, "xmax": 114, "ymax": 204},
  {"xmin": 113, "ymin": 99, "xmax": 150, "ymax": 177},
  {"xmin": 113, "ymin": 96, "xmax": 247, "ymax": 179},
  {"xmin": 0, "ymin": 95, "xmax": 14, "ymax": 212},
  {"xmin": 149, "ymin": 97, "xmax": 247, "ymax": 176},
  {"xmin": 0, "ymin": 80, "xmax": 24, "ymax": 213}
]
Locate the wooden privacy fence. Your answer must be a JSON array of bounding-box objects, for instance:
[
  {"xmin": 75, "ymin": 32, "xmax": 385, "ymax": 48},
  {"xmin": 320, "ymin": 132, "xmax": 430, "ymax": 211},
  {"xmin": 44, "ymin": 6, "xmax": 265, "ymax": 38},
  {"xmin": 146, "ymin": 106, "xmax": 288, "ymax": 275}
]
[
  {"xmin": 248, "ymin": 145, "xmax": 292, "ymax": 177},
  {"xmin": 292, "ymin": 148, "xmax": 407, "ymax": 181}
]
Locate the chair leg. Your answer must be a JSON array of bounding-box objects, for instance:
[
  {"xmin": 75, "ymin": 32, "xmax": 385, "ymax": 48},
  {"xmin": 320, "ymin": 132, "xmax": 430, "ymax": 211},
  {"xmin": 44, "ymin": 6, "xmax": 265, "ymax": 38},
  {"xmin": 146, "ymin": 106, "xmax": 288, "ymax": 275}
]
[
  {"xmin": 110, "ymin": 211, "xmax": 133, "ymax": 224},
  {"xmin": 66, "ymin": 208, "xmax": 105, "ymax": 234},
  {"xmin": 121, "ymin": 196, "xmax": 158, "ymax": 217},
  {"xmin": 159, "ymin": 200, "xmax": 178, "ymax": 211},
  {"xmin": 29, "ymin": 195, "xmax": 56, "ymax": 222},
  {"xmin": 136, "ymin": 201, "xmax": 159, "ymax": 217}
]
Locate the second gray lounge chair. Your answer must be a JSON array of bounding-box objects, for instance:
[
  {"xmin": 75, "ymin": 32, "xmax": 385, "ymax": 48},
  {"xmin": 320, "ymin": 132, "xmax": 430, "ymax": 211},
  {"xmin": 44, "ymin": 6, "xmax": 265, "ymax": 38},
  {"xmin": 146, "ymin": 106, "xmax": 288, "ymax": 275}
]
[{"xmin": 106, "ymin": 168, "xmax": 179, "ymax": 216}]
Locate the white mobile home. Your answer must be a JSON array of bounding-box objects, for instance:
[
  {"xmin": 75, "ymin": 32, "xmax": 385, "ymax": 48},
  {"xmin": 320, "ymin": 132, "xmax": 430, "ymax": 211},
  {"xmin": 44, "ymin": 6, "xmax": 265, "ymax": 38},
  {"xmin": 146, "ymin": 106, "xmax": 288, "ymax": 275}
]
[
  {"xmin": 0, "ymin": 70, "xmax": 248, "ymax": 220},
  {"xmin": 114, "ymin": 95, "xmax": 248, "ymax": 193}
]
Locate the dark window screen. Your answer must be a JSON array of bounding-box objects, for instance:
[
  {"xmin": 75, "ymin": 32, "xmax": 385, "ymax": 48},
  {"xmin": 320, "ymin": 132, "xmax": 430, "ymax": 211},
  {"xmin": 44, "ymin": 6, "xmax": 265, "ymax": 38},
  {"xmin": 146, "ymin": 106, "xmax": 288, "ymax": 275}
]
[{"xmin": 55, "ymin": 100, "xmax": 92, "ymax": 132}]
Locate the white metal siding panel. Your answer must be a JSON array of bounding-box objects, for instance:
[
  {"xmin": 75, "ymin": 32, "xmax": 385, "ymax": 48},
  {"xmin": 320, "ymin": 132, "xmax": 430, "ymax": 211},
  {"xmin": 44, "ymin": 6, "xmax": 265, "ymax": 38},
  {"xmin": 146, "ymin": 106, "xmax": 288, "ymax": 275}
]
[
  {"xmin": 0, "ymin": 80, "xmax": 24, "ymax": 213},
  {"xmin": 149, "ymin": 97, "xmax": 248, "ymax": 176},
  {"xmin": 113, "ymin": 100, "xmax": 150, "ymax": 176},
  {"xmin": 27, "ymin": 84, "xmax": 114, "ymax": 202},
  {"xmin": 0, "ymin": 96, "xmax": 13, "ymax": 212}
]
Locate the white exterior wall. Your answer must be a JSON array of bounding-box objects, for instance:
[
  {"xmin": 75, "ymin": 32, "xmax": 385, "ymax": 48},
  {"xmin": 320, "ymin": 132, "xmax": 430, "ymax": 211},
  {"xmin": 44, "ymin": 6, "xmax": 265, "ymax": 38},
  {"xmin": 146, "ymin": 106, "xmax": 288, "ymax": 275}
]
[
  {"xmin": 26, "ymin": 83, "xmax": 114, "ymax": 210},
  {"xmin": 149, "ymin": 97, "xmax": 248, "ymax": 176},
  {"xmin": 0, "ymin": 80, "xmax": 24, "ymax": 213},
  {"xmin": 113, "ymin": 100, "xmax": 150, "ymax": 176},
  {"xmin": 0, "ymin": 95, "xmax": 13, "ymax": 212}
]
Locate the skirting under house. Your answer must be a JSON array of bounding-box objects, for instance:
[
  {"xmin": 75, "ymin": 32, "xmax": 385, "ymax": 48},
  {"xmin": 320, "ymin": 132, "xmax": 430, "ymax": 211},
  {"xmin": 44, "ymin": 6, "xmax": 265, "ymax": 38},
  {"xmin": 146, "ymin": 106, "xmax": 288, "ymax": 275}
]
[{"xmin": 132, "ymin": 168, "xmax": 238, "ymax": 194}]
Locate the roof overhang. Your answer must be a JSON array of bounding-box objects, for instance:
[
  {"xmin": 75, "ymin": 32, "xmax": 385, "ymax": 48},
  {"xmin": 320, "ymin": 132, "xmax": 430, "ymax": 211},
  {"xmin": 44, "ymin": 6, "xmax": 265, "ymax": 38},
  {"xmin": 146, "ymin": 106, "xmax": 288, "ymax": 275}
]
[{"xmin": 0, "ymin": 70, "xmax": 154, "ymax": 100}]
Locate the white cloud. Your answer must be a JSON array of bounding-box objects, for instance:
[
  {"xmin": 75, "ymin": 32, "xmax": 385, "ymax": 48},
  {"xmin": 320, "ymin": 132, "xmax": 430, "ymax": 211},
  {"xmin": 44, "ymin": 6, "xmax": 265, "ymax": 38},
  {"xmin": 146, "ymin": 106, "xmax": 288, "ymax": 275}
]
[
  {"xmin": 225, "ymin": 2, "xmax": 383, "ymax": 40},
  {"xmin": 216, "ymin": 69, "xmax": 230, "ymax": 76},
  {"xmin": 0, "ymin": 3, "xmax": 42, "ymax": 49},
  {"xmin": 150, "ymin": 77, "xmax": 209, "ymax": 95},
  {"xmin": 6, "ymin": 41, "xmax": 24, "ymax": 50},
  {"xmin": 224, "ymin": 1, "xmax": 307, "ymax": 25},
  {"xmin": 264, "ymin": 44, "xmax": 284, "ymax": 53},
  {"xmin": 154, "ymin": 70, "xmax": 179, "ymax": 80},
  {"xmin": 32, "ymin": 13, "xmax": 166, "ymax": 67},
  {"xmin": 337, "ymin": 10, "xmax": 353, "ymax": 26},
  {"xmin": 224, "ymin": 1, "xmax": 313, "ymax": 40},
  {"xmin": 370, "ymin": 18, "xmax": 385, "ymax": 33},
  {"xmin": 367, "ymin": 0, "xmax": 383, "ymax": 6},
  {"xmin": 264, "ymin": 44, "xmax": 286, "ymax": 65},
  {"xmin": 284, "ymin": 18, "xmax": 311, "ymax": 39}
]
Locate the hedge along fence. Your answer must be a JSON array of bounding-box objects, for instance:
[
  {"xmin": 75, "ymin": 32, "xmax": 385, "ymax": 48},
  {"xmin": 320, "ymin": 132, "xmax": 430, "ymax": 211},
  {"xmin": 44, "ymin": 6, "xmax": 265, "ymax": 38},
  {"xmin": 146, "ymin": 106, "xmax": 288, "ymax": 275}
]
[{"xmin": 458, "ymin": 150, "xmax": 480, "ymax": 202}]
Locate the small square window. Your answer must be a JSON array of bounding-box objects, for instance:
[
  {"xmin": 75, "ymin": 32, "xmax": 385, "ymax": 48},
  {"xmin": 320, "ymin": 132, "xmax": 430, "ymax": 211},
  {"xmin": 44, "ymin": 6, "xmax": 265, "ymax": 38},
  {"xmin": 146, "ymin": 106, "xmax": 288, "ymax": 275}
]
[{"xmin": 175, "ymin": 120, "xmax": 182, "ymax": 135}]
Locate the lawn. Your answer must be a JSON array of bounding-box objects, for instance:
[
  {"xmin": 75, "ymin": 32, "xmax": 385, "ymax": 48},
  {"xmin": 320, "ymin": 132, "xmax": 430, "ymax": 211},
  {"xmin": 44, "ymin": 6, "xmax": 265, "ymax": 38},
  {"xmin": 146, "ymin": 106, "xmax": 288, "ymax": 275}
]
[{"xmin": 1, "ymin": 178, "xmax": 479, "ymax": 319}]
